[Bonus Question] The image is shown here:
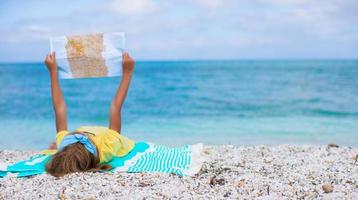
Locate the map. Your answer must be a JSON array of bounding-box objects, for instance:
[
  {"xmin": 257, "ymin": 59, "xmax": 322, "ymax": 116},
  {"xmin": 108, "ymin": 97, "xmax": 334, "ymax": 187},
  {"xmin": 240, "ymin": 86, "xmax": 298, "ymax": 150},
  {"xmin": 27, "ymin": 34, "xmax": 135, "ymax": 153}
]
[
  {"xmin": 65, "ymin": 34, "xmax": 108, "ymax": 78},
  {"xmin": 50, "ymin": 32, "xmax": 125, "ymax": 79}
]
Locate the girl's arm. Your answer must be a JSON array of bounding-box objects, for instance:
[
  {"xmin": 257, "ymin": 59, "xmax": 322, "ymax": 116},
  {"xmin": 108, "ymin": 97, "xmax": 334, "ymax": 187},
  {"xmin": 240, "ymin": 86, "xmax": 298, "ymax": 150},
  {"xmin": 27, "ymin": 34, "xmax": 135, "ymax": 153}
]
[
  {"xmin": 109, "ymin": 52, "xmax": 135, "ymax": 133},
  {"xmin": 45, "ymin": 52, "xmax": 67, "ymax": 133}
]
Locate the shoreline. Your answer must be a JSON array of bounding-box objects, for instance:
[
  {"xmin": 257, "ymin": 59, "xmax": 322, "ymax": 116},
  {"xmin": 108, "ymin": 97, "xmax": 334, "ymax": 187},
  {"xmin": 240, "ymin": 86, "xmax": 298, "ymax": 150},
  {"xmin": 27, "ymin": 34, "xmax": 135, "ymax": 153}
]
[{"xmin": 1, "ymin": 144, "xmax": 357, "ymax": 199}]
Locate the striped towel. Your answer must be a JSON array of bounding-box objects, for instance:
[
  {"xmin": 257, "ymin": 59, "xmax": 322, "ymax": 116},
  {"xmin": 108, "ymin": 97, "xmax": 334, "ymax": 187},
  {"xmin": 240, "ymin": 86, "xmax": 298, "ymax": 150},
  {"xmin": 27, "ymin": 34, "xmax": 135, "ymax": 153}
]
[{"xmin": 0, "ymin": 142, "xmax": 205, "ymax": 178}]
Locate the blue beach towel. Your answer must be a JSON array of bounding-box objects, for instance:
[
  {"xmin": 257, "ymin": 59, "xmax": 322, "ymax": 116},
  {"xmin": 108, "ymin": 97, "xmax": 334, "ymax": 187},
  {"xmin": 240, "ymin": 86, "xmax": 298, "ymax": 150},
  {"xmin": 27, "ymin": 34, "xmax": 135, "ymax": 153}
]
[{"xmin": 0, "ymin": 142, "xmax": 204, "ymax": 178}]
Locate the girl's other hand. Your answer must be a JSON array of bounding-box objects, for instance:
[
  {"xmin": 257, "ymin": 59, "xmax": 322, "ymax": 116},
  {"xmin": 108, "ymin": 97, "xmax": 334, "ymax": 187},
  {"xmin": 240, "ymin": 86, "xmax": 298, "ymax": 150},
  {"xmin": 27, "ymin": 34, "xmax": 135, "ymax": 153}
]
[
  {"xmin": 48, "ymin": 142, "xmax": 57, "ymax": 150},
  {"xmin": 122, "ymin": 52, "xmax": 135, "ymax": 75},
  {"xmin": 45, "ymin": 52, "xmax": 57, "ymax": 73}
]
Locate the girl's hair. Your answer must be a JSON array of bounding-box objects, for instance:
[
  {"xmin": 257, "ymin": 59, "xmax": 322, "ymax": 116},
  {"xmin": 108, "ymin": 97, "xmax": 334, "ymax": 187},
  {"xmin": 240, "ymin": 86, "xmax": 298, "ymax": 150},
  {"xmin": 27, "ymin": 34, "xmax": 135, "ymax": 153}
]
[{"xmin": 45, "ymin": 132, "xmax": 112, "ymax": 177}]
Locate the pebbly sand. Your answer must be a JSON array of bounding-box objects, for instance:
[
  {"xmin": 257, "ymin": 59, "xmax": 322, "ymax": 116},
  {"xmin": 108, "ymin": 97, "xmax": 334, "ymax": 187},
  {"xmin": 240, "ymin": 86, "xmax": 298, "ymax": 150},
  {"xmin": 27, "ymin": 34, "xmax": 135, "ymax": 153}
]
[{"xmin": 0, "ymin": 144, "xmax": 357, "ymax": 199}]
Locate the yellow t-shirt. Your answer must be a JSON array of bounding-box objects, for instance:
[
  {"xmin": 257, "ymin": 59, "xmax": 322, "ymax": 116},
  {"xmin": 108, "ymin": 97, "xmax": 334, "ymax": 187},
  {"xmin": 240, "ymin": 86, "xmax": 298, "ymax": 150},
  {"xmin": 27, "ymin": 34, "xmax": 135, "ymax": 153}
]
[{"xmin": 43, "ymin": 126, "xmax": 135, "ymax": 163}]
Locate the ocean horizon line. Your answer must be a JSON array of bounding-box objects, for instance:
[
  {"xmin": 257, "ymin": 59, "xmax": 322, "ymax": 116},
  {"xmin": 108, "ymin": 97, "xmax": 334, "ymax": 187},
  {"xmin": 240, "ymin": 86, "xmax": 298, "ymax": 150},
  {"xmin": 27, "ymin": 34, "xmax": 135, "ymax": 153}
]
[{"xmin": 1, "ymin": 58, "xmax": 358, "ymax": 65}]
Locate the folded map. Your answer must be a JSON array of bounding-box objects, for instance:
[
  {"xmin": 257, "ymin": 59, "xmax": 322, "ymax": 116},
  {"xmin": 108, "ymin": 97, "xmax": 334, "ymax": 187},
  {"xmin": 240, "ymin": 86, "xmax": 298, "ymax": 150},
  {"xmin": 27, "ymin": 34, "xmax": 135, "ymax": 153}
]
[{"xmin": 50, "ymin": 32, "xmax": 125, "ymax": 79}]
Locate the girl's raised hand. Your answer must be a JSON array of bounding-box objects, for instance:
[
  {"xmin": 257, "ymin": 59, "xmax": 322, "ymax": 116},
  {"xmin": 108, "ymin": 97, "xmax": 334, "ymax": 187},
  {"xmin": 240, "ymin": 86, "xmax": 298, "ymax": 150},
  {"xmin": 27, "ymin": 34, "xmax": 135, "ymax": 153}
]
[
  {"xmin": 45, "ymin": 52, "xmax": 57, "ymax": 73},
  {"xmin": 122, "ymin": 52, "xmax": 135, "ymax": 75}
]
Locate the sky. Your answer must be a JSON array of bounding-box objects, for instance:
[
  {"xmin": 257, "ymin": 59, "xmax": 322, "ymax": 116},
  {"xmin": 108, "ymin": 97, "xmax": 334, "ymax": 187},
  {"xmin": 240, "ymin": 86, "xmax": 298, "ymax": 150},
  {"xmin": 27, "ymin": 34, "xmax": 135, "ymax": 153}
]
[{"xmin": 0, "ymin": 0, "xmax": 357, "ymax": 62}]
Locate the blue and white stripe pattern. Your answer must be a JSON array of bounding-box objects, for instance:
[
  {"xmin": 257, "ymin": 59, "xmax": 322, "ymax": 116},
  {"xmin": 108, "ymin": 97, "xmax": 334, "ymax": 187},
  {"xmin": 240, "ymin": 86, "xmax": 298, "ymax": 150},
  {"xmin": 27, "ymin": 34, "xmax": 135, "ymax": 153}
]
[
  {"xmin": 117, "ymin": 143, "xmax": 204, "ymax": 176},
  {"xmin": 0, "ymin": 142, "xmax": 204, "ymax": 177}
]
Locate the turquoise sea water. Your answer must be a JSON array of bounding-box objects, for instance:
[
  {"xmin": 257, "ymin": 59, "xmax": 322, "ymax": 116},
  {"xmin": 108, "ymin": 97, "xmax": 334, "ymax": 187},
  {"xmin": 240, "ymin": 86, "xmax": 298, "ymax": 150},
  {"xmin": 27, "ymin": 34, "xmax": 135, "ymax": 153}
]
[{"xmin": 0, "ymin": 60, "xmax": 357, "ymax": 150}]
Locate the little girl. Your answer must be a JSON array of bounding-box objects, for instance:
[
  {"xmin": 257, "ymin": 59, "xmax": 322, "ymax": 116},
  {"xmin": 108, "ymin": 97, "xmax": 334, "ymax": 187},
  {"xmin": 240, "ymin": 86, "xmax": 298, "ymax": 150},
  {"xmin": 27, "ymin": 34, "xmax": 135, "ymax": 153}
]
[{"xmin": 44, "ymin": 52, "xmax": 135, "ymax": 177}]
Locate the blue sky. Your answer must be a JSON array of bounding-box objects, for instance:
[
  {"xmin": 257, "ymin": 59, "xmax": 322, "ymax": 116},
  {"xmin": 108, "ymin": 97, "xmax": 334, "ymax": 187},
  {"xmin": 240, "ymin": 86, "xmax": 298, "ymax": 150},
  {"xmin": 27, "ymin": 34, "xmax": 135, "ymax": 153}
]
[{"xmin": 0, "ymin": 0, "xmax": 357, "ymax": 62}]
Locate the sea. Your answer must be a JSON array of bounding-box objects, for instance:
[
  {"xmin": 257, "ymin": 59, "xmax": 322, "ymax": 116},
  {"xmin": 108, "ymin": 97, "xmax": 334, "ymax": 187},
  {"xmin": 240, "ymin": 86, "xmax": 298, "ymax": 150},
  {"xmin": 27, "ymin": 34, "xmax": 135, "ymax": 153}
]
[{"xmin": 0, "ymin": 60, "xmax": 357, "ymax": 150}]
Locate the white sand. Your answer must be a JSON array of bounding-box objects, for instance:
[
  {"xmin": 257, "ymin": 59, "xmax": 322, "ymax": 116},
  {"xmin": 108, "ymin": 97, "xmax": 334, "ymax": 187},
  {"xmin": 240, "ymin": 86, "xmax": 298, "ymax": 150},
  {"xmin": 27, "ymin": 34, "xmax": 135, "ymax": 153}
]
[{"xmin": 0, "ymin": 145, "xmax": 357, "ymax": 199}]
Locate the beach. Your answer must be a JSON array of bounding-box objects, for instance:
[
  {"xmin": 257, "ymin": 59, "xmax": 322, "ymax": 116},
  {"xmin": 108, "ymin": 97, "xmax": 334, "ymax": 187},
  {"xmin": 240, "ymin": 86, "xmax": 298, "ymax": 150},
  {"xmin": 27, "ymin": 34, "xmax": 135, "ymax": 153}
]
[
  {"xmin": 1, "ymin": 144, "xmax": 357, "ymax": 199},
  {"xmin": 1, "ymin": 0, "xmax": 358, "ymax": 199}
]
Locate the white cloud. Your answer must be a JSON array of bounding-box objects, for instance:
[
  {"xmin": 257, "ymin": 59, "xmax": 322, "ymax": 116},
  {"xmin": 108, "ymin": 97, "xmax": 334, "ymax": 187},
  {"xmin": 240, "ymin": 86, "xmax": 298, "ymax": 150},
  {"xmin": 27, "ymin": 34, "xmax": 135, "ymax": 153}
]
[
  {"xmin": 192, "ymin": 0, "xmax": 237, "ymax": 9},
  {"xmin": 0, "ymin": 24, "xmax": 52, "ymax": 43},
  {"xmin": 110, "ymin": 0, "xmax": 159, "ymax": 15},
  {"xmin": 20, "ymin": 25, "xmax": 50, "ymax": 33},
  {"xmin": 194, "ymin": 0, "xmax": 223, "ymax": 9},
  {"xmin": 0, "ymin": 0, "xmax": 358, "ymax": 61}
]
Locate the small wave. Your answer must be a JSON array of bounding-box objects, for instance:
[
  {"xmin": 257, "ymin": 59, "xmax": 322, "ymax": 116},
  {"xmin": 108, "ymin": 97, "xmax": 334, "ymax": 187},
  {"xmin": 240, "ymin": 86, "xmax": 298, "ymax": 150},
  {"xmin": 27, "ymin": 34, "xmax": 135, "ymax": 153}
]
[{"xmin": 310, "ymin": 109, "xmax": 358, "ymax": 117}]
